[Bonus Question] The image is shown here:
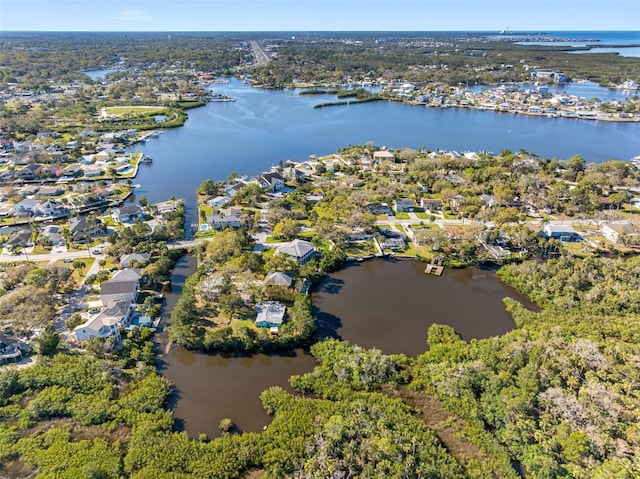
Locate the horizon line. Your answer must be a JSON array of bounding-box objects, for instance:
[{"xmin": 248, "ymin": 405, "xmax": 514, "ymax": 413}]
[{"xmin": 1, "ymin": 29, "xmax": 638, "ymax": 34}]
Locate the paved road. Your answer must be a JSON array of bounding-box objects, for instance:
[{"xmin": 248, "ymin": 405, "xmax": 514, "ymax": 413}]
[{"xmin": 249, "ymin": 40, "xmax": 270, "ymax": 66}]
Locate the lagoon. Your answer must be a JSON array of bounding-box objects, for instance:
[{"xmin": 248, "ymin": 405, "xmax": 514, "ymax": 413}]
[{"xmin": 158, "ymin": 256, "xmax": 534, "ymax": 438}]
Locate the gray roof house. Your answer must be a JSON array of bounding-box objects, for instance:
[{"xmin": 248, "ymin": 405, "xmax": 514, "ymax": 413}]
[
  {"xmin": 276, "ymin": 239, "xmax": 317, "ymax": 264},
  {"xmin": 120, "ymin": 253, "xmax": 152, "ymax": 268},
  {"xmin": 112, "ymin": 205, "xmax": 144, "ymax": 224},
  {"xmin": 263, "ymin": 271, "xmax": 294, "ymax": 288},
  {"xmin": 255, "ymin": 301, "xmax": 286, "ymax": 329}
]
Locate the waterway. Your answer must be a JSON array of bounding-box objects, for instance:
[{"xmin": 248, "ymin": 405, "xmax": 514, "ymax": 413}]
[
  {"xmin": 130, "ymin": 78, "xmax": 639, "ymax": 227},
  {"xmin": 158, "ymin": 255, "xmax": 534, "ymax": 438},
  {"xmin": 155, "ymin": 255, "xmax": 315, "ymax": 438}
]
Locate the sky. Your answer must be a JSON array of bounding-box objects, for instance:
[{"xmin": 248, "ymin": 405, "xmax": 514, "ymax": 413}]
[{"xmin": 1, "ymin": 0, "xmax": 639, "ymax": 32}]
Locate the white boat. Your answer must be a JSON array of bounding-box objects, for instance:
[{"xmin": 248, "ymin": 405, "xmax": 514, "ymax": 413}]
[{"xmin": 617, "ymin": 80, "xmax": 638, "ymax": 90}]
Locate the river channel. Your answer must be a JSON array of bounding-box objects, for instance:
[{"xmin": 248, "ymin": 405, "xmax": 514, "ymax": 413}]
[
  {"xmin": 131, "ymin": 78, "xmax": 640, "ymax": 229},
  {"xmin": 158, "ymin": 255, "xmax": 535, "ymax": 438}
]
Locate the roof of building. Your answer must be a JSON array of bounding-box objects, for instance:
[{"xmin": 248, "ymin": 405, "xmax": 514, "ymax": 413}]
[
  {"xmin": 276, "ymin": 239, "xmax": 315, "ymax": 259},
  {"xmin": 264, "ymin": 271, "xmax": 294, "ymax": 287},
  {"xmin": 120, "ymin": 253, "xmax": 151, "ymax": 268},
  {"xmin": 110, "ymin": 269, "xmax": 142, "ymax": 282},
  {"xmin": 255, "ymin": 302, "xmax": 286, "ymax": 326}
]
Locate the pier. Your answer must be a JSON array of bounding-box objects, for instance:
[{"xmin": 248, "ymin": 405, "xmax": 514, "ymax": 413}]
[{"xmin": 424, "ymin": 256, "xmax": 445, "ymax": 276}]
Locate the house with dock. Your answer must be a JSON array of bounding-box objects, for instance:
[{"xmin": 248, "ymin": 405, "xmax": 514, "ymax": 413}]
[{"xmin": 542, "ymin": 224, "xmax": 582, "ymax": 242}]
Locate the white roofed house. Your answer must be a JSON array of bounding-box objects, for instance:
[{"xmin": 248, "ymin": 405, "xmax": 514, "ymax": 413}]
[
  {"xmin": 13, "ymin": 198, "xmax": 39, "ymax": 217},
  {"xmin": 208, "ymin": 209, "xmax": 242, "ymax": 230},
  {"xmin": 276, "ymin": 239, "xmax": 318, "ymax": 264},
  {"xmin": 111, "ymin": 204, "xmax": 144, "ymax": 224},
  {"xmin": 208, "ymin": 196, "xmax": 231, "ymax": 208},
  {"xmin": 34, "ymin": 199, "xmax": 69, "ymax": 218},
  {"xmin": 73, "ymin": 300, "xmax": 135, "ymax": 343},
  {"xmin": 120, "ymin": 253, "xmax": 152, "ymax": 268},
  {"xmin": 255, "ymin": 301, "xmax": 286, "ymax": 330}
]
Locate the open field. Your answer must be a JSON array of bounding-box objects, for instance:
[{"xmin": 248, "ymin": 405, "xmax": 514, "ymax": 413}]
[{"xmin": 105, "ymin": 106, "xmax": 165, "ymax": 116}]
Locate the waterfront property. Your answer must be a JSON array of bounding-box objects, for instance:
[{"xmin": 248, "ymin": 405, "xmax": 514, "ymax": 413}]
[
  {"xmin": 542, "ymin": 224, "xmax": 582, "ymax": 242},
  {"xmin": 255, "ymin": 301, "xmax": 286, "ymax": 329},
  {"xmin": 276, "ymin": 239, "xmax": 318, "ymax": 264}
]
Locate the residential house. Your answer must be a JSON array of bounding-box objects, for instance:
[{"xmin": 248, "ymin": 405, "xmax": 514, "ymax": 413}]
[
  {"xmin": 120, "ymin": 253, "xmax": 151, "ymax": 268},
  {"xmin": 13, "ymin": 198, "xmax": 39, "ymax": 216},
  {"xmin": 208, "ymin": 196, "xmax": 231, "ymax": 208},
  {"xmin": 62, "ymin": 164, "xmax": 84, "ymax": 178},
  {"xmin": 73, "ymin": 300, "xmax": 135, "ymax": 343},
  {"xmin": 259, "ymin": 171, "xmax": 285, "ymax": 192},
  {"xmin": 37, "ymin": 185, "xmax": 63, "ymax": 196},
  {"xmin": 420, "ymin": 198, "xmax": 443, "ymax": 211},
  {"xmin": 35, "ymin": 199, "xmax": 69, "ymax": 218},
  {"xmin": 111, "ymin": 204, "xmax": 144, "ymax": 224},
  {"xmin": 601, "ymin": 222, "xmax": 640, "ymax": 245},
  {"xmin": 393, "ymin": 199, "xmax": 416, "ymax": 213},
  {"xmin": 255, "ymin": 301, "xmax": 286, "ymax": 329},
  {"xmin": 18, "ymin": 184, "xmax": 39, "ymax": 197},
  {"xmin": 263, "ymin": 271, "xmax": 293, "ymax": 288},
  {"xmin": 366, "ymin": 203, "xmax": 392, "ymax": 216},
  {"xmin": 479, "ymin": 194, "xmax": 500, "ymax": 208},
  {"xmin": 14, "ymin": 163, "xmax": 42, "ymax": 181},
  {"xmin": 3, "ymin": 228, "xmax": 32, "ymax": 248},
  {"xmin": 208, "ymin": 212, "xmax": 241, "ymax": 230},
  {"xmin": 40, "ymin": 224, "xmax": 64, "ymax": 247},
  {"xmin": 373, "ymin": 150, "xmax": 395, "ymax": 163},
  {"xmin": 40, "ymin": 165, "xmax": 63, "ymax": 178},
  {"xmin": 542, "ymin": 224, "xmax": 582, "ymax": 242},
  {"xmin": 94, "ymin": 149, "xmax": 116, "ymax": 162},
  {"xmin": 225, "ymin": 182, "xmax": 246, "ymax": 197},
  {"xmin": 0, "ymin": 204, "xmax": 13, "ymax": 218},
  {"xmin": 276, "ymin": 239, "xmax": 317, "ymax": 264},
  {"xmin": 69, "ymin": 215, "xmax": 103, "ymax": 242},
  {"xmin": 282, "ymin": 167, "xmax": 306, "ymax": 182},
  {"xmin": 100, "ymin": 269, "xmax": 141, "ymax": 307},
  {"xmin": 83, "ymin": 166, "xmax": 103, "ymax": 177}
]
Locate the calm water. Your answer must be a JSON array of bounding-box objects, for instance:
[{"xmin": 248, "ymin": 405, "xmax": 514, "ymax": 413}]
[
  {"xmin": 155, "ymin": 255, "xmax": 315, "ymax": 438},
  {"xmin": 159, "ymin": 256, "xmax": 533, "ymax": 437},
  {"xmin": 313, "ymin": 259, "xmax": 534, "ymax": 356},
  {"xmin": 509, "ymin": 31, "xmax": 640, "ymax": 56},
  {"xmin": 131, "ymin": 78, "xmax": 640, "ymax": 227}
]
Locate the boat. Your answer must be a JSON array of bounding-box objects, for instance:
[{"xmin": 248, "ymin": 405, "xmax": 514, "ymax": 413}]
[
  {"xmin": 140, "ymin": 154, "xmax": 152, "ymax": 163},
  {"xmin": 131, "ymin": 184, "xmax": 141, "ymax": 189},
  {"xmin": 617, "ymin": 80, "xmax": 638, "ymax": 90}
]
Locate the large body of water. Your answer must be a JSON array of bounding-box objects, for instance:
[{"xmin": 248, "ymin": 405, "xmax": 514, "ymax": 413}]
[
  {"xmin": 140, "ymin": 52, "xmax": 637, "ymax": 438},
  {"xmin": 131, "ymin": 78, "xmax": 639, "ymax": 227},
  {"xmin": 506, "ymin": 30, "xmax": 640, "ymax": 56},
  {"xmin": 159, "ymin": 256, "xmax": 535, "ymax": 438}
]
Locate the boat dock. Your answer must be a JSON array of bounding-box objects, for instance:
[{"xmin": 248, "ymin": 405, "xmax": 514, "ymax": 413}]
[
  {"xmin": 424, "ymin": 256, "xmax": 445, "ymax": 276},
  {"xmin": 424, "ymin": 264, "xmax": 444, "ymax": 276}
]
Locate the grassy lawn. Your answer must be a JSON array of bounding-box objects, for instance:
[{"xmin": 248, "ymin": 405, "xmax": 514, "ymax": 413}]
[
  {"xmin": 266, "ymin": 236, "xmax": 287, "ymax": 243},
  {"xmin": 69, "ymin": 258, "xmax": 93, "ymax": 285},
  {"xmin": 377, "ymin": 223, "xmax": 391, "ymax": 230},
  {"xmin": 343, "ymin": 239, "xmax": 377, "ymax": 257},
  {"xmin": 394, "ymin": 224, "xmax": 406, "ymax": 233},
  {"xmin": 397, "ymin": 243, "xmax": 434, "ymax": 260},
  {"xmin": 395, "ymin": 212, "xmax": 410, "ymax": 220},
  {"xmin": 105, "ymin": 106, "xmax": 165, "ymax": 116},
  {"xmin": 414, "ymin": 212, "xmax": 430, "ymax": 220}
]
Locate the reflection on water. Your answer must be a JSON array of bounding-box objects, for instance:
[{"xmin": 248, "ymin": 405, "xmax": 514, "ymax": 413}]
[
  {"xmin": 158, "ymin": 256, "xmax": 534, "ymax": 438},
  {"xmin": 313, "ymin": 259, "xmax": 535, "ymax": 356}
]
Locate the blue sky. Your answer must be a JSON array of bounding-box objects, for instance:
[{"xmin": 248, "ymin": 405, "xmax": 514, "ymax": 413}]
[{"xmin": 2, "ymin": 0, "xmax": 639, "ymax": 32}]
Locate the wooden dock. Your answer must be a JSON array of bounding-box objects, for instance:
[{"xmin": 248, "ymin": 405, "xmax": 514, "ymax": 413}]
[{"xmin": 424, "ymin": 264, "xmax": 444, "ymax": 276}]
